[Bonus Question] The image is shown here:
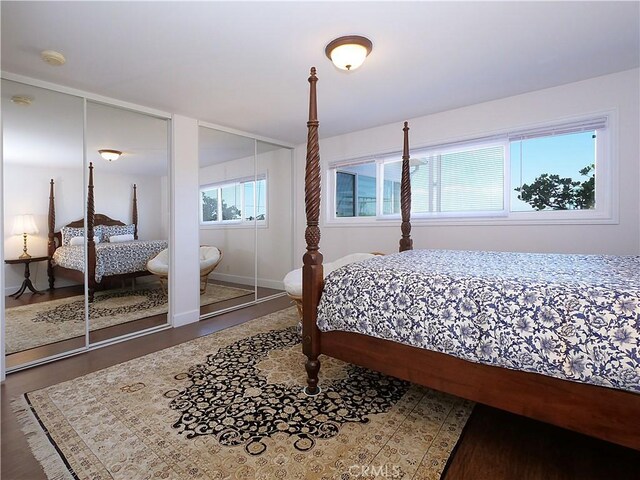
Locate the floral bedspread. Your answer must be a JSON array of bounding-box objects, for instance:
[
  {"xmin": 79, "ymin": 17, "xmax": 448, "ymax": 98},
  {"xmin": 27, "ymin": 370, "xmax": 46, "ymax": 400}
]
[
  {"xmin": 52, "ymin": 240, "xmax": 168, "ymax": 282},
  {"xmin": 317, "ymin": 249, "xmax": 640, "ymax": 393}
]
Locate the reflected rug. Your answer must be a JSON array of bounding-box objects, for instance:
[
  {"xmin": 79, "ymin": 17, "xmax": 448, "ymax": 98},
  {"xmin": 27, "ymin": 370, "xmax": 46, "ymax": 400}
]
[
  {"xmin": 14, "ymin": 307, "xmax": 474, "ymax": 479},
  {"xmin": 5, "ymin": 284, "xmax": 252, "ymax": 354}
]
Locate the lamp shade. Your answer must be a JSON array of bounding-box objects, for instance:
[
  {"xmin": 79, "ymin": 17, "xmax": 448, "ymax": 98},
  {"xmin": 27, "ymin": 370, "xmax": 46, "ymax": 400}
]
[
  {"xmin": 12, "ymin": 214, "xmax": 39, "ymax": 235},
  {"xmin": 325, "ymin": 35, "xmax": 373, "ymax": 71}
]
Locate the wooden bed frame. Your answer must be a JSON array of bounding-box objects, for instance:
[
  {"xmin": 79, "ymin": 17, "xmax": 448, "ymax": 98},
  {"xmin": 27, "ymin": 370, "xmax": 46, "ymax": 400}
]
[
  {"xmin": 47, "ymin": 162, "xmax": 149, "ymax": 302},
  {"xmin": 301, "ymin": 67, "xmax": 640, "ymax": 451}
]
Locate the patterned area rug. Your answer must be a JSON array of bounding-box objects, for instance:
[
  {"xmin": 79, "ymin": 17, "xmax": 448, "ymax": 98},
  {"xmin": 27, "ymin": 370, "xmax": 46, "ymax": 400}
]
[
  {"xmin": 5, "ymin": 284, "xmax": 252, "ymax": 354},
  {"xmin": 14, "ymin": 308, "xmax": 474, "ymax": 479}
]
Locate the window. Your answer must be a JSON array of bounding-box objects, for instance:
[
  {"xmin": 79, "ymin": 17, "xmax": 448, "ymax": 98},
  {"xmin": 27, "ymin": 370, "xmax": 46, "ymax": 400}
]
[
  {"xmin": 201, "ymin": 188, "xmax": 219, "ymax": 222},
  {"xmin": 243, "ymin": 178, "xmax": 267, "ymax": 221},
  {"xmin": 335, "ymin": 164, "xmax": 376, "ymax": 217},
  {"xmin": 511, "ymin": 131, "xmax": 596, "ymax": 212},
  {"xmin": 381, "ymin": 144, "xmax": 505, "ymax": 216},
  {"xmin": 200, "ymin": 176, "xmax": 266, "ymax": 225},
  {"xmin": 327, "ymin": 116, "xmax": 610, "ymax": 224}
]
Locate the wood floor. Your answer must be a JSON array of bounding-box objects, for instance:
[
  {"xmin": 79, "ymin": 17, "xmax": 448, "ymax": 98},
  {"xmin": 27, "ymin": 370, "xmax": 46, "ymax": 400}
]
[{"xmin": 2, "ymin": 297, "xmax": 638, "ymax": 479}]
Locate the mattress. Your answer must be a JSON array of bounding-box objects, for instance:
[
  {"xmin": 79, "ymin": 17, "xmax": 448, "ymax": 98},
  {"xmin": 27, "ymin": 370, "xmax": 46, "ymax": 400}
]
[
  {"xmin": 317, "ymin": 249, "xmax": 640, "ymax": 393},
  {"xmin": 52, "ymin": 240, "xmax": 168, "ymax": 282}
]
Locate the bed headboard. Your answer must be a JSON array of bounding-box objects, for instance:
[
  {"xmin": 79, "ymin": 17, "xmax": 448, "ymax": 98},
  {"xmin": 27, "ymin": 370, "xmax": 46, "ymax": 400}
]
[
  {"xmin": 51, "ymin": 215, "xmax": 128, "ymax": 248},
  {"xmin": 48, "ymin": 163, "xmax": 139, "ymax": 254}
]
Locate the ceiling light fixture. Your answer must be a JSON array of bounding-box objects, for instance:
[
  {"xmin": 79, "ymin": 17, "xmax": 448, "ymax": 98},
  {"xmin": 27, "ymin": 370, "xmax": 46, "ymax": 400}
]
[
  {"xmin": 99, "ymin": 149, "xmax": 123, "ymax": 162},
  {"xmin": 11, "ymin": 95, "xmax": 34, "ymax": 106},
  {"xmin": 41, "ymin": 50, "xmax": 66, "ymax": 66},
  {"xmin": 325, "ymin": 35, "xmax": 373, "ymax": 71}
]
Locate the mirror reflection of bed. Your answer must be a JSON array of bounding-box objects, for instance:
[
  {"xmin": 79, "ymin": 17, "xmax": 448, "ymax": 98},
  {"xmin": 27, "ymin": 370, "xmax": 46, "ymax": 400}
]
[
  {"xmin": 2, "ymin": 86, "xmax": 171, "ymax": 369},
  {"xmin": 2, "ymin": 79, "xmax": 87, "ymax": 369},
  {"xmin": 85, "ymin": 101, "xmax": 170, "ymax": 346}
]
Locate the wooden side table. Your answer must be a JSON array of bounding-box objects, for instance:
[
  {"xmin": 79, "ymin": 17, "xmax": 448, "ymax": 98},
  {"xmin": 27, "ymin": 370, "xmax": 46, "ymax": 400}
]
[{"xmin": 4, "ymin": 256, "xmax": 49, "ymax": 299}]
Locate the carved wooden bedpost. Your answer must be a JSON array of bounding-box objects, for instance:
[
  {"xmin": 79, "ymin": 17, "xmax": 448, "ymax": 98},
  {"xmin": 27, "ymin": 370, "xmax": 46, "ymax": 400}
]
[
  {"xmin": 303, "ymin": 67, "xmax": 324, "ymax": 395},
  {"xmin": 399, "ymin": 122, "xmax": 413, "ymax": 252},
  {"xmin": 132, "ymin": 184, "xmax": 138, "ymax": 240},
  {"xmin": 47, "ymin": 179, "xmax": 56, "ymax": 289},
  {"xmin": 87, "ymin": 163, "xmax": 97, "ymax": 302}
]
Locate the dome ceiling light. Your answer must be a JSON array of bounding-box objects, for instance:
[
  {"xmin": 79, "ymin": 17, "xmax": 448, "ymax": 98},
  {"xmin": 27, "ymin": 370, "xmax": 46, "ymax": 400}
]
[
  {"xmin": 99, "ymin": 149, "xmax": 123, "ymax": 161},
  {"xmin": 325, "ymin": 35, "xmax": 373, "ymax": 71}
]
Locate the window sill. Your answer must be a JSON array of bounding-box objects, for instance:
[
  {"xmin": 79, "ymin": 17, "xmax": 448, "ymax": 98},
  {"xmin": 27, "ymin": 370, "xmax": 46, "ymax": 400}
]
[
  {"xmin": 200, "ymin": 221, "xmax": 268, "ymax": 230},
  {"xmin": 323, "ymin": 211, "xmax": 618, "ymax": 228}
]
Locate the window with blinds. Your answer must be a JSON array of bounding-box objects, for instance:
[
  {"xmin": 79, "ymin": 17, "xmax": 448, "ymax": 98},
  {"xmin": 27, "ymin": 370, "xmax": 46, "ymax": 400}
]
[{"xmin": 328, "ymin": 115, "xmax": 610, "ymax": 223}]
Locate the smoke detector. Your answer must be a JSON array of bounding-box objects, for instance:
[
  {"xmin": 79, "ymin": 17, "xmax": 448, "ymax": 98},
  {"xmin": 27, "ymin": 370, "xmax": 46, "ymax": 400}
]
[
  {"xmin": 41, "ymin": 50, "xmax": 66, "ymax": 66},
  {"xmin": 11, "ymin": 95, "xmax": 34, "ymax": 106}
]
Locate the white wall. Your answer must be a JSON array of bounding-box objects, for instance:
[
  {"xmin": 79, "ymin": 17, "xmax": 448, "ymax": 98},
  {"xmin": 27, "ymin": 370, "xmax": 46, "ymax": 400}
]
[
  {"xmin": 294, "ymin": 69, "xmax": 640, "ymax": 262},
  {"xmin": 3, "ymin": 163, "xmax": 166, "ymax": 293},
  {"xmin": 170, "ymin": 115, "xmax": 200, "ymax": 327},
  {"xmin": 93, "ymin": 170, "xmax": 166, "ymax": 241}
]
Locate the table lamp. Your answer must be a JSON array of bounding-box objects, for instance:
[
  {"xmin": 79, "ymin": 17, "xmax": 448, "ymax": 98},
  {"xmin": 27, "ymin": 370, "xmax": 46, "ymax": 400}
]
[{"xmin": 12, "ymin": 214, "xmax": 39, "ymax": 259}]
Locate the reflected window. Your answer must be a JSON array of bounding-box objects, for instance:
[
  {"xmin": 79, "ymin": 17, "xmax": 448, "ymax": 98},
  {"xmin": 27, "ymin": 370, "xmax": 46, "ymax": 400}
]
[
  {"xmin": 221, "ymin": 184, "xmax": 242, "ymax": 220},
  {"xmin": 202, "ymin": 188, "xmax": 219, "ymax": 221},
  {"xmin": 200, "ymin": 175, "xmax": 267, "ymax": 225}
]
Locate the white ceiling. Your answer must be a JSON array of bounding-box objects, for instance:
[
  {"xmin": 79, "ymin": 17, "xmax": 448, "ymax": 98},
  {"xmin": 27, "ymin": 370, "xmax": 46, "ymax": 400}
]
[{"xmin": 2, "ymin": 1, "xmax": 639, "ymax": 146}]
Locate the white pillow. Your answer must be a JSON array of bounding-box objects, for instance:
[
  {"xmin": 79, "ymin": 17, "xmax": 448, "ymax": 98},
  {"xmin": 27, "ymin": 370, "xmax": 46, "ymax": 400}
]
[
  {"xmin": 109, "ymin": 233, "xmax": 135, "ymax": 243},
  {"xmin": 69, "ymin": 236, "xmax": 99, "ymax": 246}
]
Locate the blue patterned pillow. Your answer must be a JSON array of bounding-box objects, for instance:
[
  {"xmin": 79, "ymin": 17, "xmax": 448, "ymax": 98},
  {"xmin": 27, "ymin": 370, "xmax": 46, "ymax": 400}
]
[
  {"xmin": 103, "ymin": 224, "xmax": 135, "ymax": 241},
  {"xmin": 61, "ymin": 225, "xmax": 104, "ymax": 245},
  {"xmin": 61, "ymin": 226, "xmax": 84, "ymax": 246}
]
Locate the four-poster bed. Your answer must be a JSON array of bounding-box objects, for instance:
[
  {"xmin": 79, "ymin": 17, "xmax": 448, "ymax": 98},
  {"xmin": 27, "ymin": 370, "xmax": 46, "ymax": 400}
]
[
  {"xmin": 301, "ymin": 67, "xmax": 640, "ymax": 450},
  {"xmin": 47, "ymin": 162, "xmax": 167, "ymax": 302}
]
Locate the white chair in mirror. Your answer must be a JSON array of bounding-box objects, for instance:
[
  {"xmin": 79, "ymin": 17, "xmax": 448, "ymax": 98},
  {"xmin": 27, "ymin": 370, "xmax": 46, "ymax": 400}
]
[{"xmin": 147, "ymin": 246, "xmax": 223, "ymax": 295}]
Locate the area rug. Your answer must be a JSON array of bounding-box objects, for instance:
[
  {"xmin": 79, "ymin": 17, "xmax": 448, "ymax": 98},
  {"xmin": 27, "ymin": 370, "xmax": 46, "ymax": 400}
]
[
  {"xmin": 14, "ymin": 307, "xmax": 474, "ymax": 479},
  {"xmin": 5, "ymin": 284, "xmax": 252, "ymax": 354}
]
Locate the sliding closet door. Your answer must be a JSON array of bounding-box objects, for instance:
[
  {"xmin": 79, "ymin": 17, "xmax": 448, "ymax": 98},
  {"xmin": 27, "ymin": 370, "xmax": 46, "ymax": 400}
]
[
  {"xmin": 255, "ymin": 141, "xmax": 294, "ymax": 300},
  {"xmin": 198, "ymin": 126, "xmax": 257, "ymax": 316},
  {"xmin": 2, "ymin": 79, "xmax": 87, "ymax": 369},
  {"xmin": 85, "ymin": 101, "xmax": 170, "ymax": 345}
]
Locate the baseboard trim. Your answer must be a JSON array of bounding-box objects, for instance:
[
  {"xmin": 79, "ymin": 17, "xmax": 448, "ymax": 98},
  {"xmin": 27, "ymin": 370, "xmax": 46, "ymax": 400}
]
[
  {"xmin": 172, "ymin": 309, "xmax": 200, "ymax": 328},
  {"xmin": 257, "ymin": 278, "xmax": 285, "ymax": 290},
  {"xmin": 209, "ymin": 273, "xmax": 284, "ymax": 291}
]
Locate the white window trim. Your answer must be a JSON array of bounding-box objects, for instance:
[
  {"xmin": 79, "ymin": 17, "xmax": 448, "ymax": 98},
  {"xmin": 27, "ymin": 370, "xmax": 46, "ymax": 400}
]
[
  {"xmin": 324, "ymin": 111, "xmax": 618, "ymax": 227},
  {"xmin": 200, "ymin": 174, "xmax": 268, "ymax": 229}
]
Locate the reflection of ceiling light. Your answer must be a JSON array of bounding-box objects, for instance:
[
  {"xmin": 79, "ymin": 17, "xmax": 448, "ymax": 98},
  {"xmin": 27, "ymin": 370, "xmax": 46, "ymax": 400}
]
[
  {"xmin": 11, "ymin": 95, "xmax": 34, "ymax": 106},
  {"xmin": 99, "ymin": 149, "xmax": 123, "ymax": 161},
  {"xmin": 325, "ymin": 35, "xmax": 373, "ymax": 71},
  {"xmin": 41, "ymin": 50, "xmax": 66, "ymax": 66}
]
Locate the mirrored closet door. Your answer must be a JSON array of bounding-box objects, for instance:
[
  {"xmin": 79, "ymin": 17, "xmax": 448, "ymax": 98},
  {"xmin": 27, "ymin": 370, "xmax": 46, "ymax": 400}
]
[
  {"xmin": 198, "ymin": 126, "xmax": 257, "ymax": 315},
  {"xmin": 85, "ymin": 101, "xmax": 170, "ymax": 345},
  {"xmin": 255, "ymin": 140, "xmax": 294, "ymax": 300},
  {"xmin": 3, "ymin": 79, "xmax": 87, "ymax": 369},
  {"xmin": 197, "ymin": 126, "xmax": 294, "ymax": 318}
]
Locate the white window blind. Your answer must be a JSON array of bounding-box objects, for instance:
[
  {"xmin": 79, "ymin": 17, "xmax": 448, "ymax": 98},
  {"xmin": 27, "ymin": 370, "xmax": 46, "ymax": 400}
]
[
  {"xmin": 508, "ymin": 117, "xmax": 607, "ymax": 141},
  {"xmin": 439, "ymin": 145, "xmax": 505, "ymax": 212}
]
